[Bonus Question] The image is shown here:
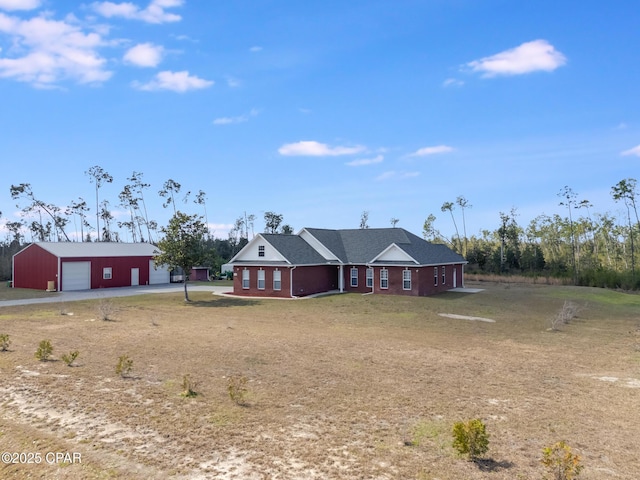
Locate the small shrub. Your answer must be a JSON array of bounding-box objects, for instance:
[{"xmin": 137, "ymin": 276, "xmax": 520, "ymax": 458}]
[
  {"xmin": 97, "ymin": 298, "xmax": 118, "ymax": 321},
  {"xmin": 452, "ymin": 418, "xmax": 490, "ymax": 460},
  {"xmin": 550, "ymin": 300, "xmax": 581, "ymax": 331},
  {"xmin": 541, "ymin": 441, "xmax": 583, "ymax": 480},
  {"xmin": 61, "ymin": 350, "xmax": 79, "ymax": 366},
  {"xmin": 181, "ymin": 374, "xmax": 199, "ymax": 398},
  {"xmin": 35, "ymin": 339, "xmax": 53, "ymax": 361},
  {"xmin": 115, "ymin": 355, "xmax": 133, "ymax": 377},
  {"xmin": 227, "ymin": 375, "xmax": 249, "ymax": 406},
  {"xmin": 0, "ymin": 333, "xmax": 10, "ymax": 352}
]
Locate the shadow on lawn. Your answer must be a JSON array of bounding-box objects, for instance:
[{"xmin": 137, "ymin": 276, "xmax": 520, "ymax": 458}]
[{"xmin": 189, "ymin": 297, "xmax": 260, "ymax": 308}]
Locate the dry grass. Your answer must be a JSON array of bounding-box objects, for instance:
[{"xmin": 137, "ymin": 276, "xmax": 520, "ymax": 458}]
[{"xmin": 1, "ymin": 282, "xmax": 639, "ymax": 479}]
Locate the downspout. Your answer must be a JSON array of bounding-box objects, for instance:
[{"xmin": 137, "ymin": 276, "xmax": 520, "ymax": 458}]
[
  {"xmin": 339, "ymin": 264, "xmax": 343, "ymax": 293},
  {"xmin": 290, "ymin": 265, "xmax": 297, "ymax": 298}
]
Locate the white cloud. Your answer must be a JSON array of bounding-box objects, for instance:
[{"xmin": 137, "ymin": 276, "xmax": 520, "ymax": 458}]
[
  {"xmin": 621, "ymin": 145, "xmax": 640, "ymax": 157},
  {"xmin": 0, "ymin": 12, "xmax": 111, "ymax": 87},
  {"xmin": 123, "ymin": 42, "xmax": 164, "ymax": 67},
  {"xmin": 278, "ymin": 140, "xmax": 366, "ymax": 157},
  {"xmin": 213, "ymin": 109, "xmax": 258, "ymax": 125},
  {"xmin": 346, "ymin": 154, "xmax": 383, "ymax": 167},
  {"xmin": 466, "ymin": 39, "xmax": 567, "ymax": 77},
  {"xmin": 376, "ymin": 171, "xmax": 420, "ymax": 181},
  {"xmin": 409, "ymin": 145, "xmax": 454, "ymax": 157},
  {"xmin": 225, "ymin": 76, "xmax": 240, "ymax": 87},
  {"xmin": 92, "ymin": 0, "xmax": 183, "ymax": 24},
  {"xmin": 249, "ymin": 46, "xmax": 262, "ymax": 53},
  {"xmin": 0, "ymin": 0, "xmax": 40, "ymax": 10},
  {"xmin": 133, "ymin": 70, "xmax": 214, "ymax": 92},
  {"xmin": 443, "ymin": 78, "xmax": 464, "ymax": 87}
]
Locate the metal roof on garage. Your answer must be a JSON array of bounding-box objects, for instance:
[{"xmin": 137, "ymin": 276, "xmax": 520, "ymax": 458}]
[{"xmin": 27, "ymin": 242, "xmax": 161, "ymax": 258}]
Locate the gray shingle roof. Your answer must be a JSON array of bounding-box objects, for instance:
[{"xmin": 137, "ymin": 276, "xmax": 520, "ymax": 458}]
[
  {"xmin": 288, "ymin": 228, "xmax": 465, "ymax": 266},
  {"xmin": 261, "ymin": 234, "xmax": 333, "ymax": 265}
]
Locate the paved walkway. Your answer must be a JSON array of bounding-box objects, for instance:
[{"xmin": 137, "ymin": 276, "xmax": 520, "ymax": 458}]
[{"xmin": 0, "ymin": 284, "xmax": 233, "ymax": 308}]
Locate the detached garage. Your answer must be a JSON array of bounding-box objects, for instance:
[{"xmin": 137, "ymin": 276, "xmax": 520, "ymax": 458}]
[{"xmin": 12, "ymin": 242, "xmax": 169, "ymax": 291}]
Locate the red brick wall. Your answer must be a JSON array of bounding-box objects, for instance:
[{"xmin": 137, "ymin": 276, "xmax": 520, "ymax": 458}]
[
  {"xmin": 233, "ymin": 266, "xmax": 292, "ymax": 298},
  {"xmin": 233, "ymin": 264, "xmax": 464, "ymax": 298},
  {"xmin": 292, "ymin": 265, "xmax": 339, "ymax": 297}
]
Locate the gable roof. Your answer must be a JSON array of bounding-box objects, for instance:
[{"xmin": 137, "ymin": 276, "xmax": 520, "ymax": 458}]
[
  {"xmin": 231, "ymin": 228, "xmax": 465, "ymax": 267},
  {"xmin": 260, "ymin": 234, "xmax": 332, "ymax": 265},
  {"xmin": 25, "ymin": 242, "xmax": 161, "ymax": 258}
]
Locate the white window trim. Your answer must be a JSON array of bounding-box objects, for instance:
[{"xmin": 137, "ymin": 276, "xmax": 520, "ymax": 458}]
[
  {"xmin": 258, "ymin": 245, "xmax": 265, "ymax": 257},
  {"xmin": 366, "ymin": 268, "xmax": 373, "ymax": 288},
  {"xmin": 103, "ymin": 267, "xmax": 112, "ymax": 280},
  {"xmin": 403, "ymin": 269, "xmax": 411, "ymax": 290},
  {"xmin": 350, "ymin": 267, "xmax": 358, "ymax": 287},
  {"xmin": 434, "ymin": 266, "xmax": 438, "ymax": 286},
  {"xmin": 273, "ymin": 270, "xmax": 281, "ymax": 291},
  {"xmin": 442, "ymin": 266, "xmax": 446, "ymax": 285},
  {"xmin": 380, "ymin": 268, "xmax": 389, "ymax": 289},
  {"xmin": 242, "ymin": 269, "xmax": 250, "ymax": 289},
  {"xmin": 257, "ymin": 269, "xmax": 265, "ymax": 290}
]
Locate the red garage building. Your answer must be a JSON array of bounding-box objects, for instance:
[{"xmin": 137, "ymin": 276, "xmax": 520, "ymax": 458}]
[
  {"xmin": 229, "ymin": 227, "xmax": 467, "ymax": 298},
  {"xmin": 12, "ymin": 242, "xmax": 170, "ymax": 291}
]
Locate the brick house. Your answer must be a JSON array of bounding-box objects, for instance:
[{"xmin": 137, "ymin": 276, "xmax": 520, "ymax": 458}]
[{"xmin": 229, "ymin": 228, "xmax": 466, "ymax": 298}]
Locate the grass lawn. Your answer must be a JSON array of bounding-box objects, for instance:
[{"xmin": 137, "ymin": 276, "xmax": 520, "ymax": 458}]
[{"xmin": 0, "ymin": 282, "xmax": 639, "ymax": 479}]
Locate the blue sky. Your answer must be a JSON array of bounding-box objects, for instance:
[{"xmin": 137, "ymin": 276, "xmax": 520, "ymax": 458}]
[{"xmin": 0, "ymin": 0, "xmax": 639, "ymax": 242}]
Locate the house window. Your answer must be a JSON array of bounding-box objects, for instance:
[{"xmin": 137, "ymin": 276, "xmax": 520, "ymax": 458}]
[
  {"xmin": 242, "ymin": 269, "xmax": 250, "ymax": 289},
  {"xmin": 380, "ymin": 269, "xmax": 388, "ymax": 289},
  {"xmin": 273, "ymin": 270, "xmax": 281, "ymax": 291},
  {"xmin": 442, "ymin": 266, "xmax": 446, "ymax": 285},
  {"xmin": 403, "ymin": 270, "xmax": 412, "ymax": 290},
  {"xmin": 350, "ymin": 267, "xmax": 358, "ymax": 287},
  {"xmin": 434, "ymin": 267, "xmax": 438, "ymax": 286},
  {"xmin": 103, "ymin": 267, "xmax": 112, "ymax": 280},
  {"xmin": 257, "ymin": 270, "xmax": 265, "ymax": 290},
  {"xmin": 366, "ymin": 268, "xmax": 373, "ymax": 288},
  {"xmin": 258, "ymin": 245, "xmax": 265, "ymax": 257}
]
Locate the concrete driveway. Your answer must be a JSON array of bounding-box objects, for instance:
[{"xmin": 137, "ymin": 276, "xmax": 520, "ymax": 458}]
[{"xmin": 0, "ymin": 284, "xmax": 234, "ymax": 308}]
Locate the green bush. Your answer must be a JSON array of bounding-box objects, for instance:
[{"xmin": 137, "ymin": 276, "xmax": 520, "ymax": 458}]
[
  {"xmin": 0, "ymin": 333, "xmax": 10, "ymax": 352},
  {"xmin": 61, "ymin": 350, "xmax": 79, "ymax": 366},
  {"xmin": 541, "ymin": 441, "xmax": 583, "ymax": 480},
  {"xmin": 115, "ymin": 355, "xmax": 133, "ymax": 377},
  {"xmin": 35, "ymin": 339, "xmax": 53, "ymax": 361},
  {"xmin": 452, "ymin": 418, "xmax": 489, "ymax": 460}
]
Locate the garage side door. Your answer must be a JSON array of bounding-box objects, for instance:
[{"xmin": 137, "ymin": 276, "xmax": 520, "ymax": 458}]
[
  {"xmin": 62, "ymin": 261, "xmax": 91, "ymax": 291},
  {"xmin": 149, "ymin": 260, "xmax": 170, "ymax": 285}
]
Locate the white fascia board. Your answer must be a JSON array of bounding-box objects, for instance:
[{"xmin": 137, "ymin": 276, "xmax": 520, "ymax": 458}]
[
  {"xmin": 228, "ymin": 234, "xmax": 290, "ymax": 264},
  {"xmin": 370, "ymin": 243, "xmax": 418, "ymax": 264},
  {"xmin": 298, "ymin": 228, "xmax": 341, "ymax": 262}
]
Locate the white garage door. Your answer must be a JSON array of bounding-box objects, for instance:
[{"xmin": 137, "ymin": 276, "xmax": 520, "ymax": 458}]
[
  {"xmin": 149, "ymin": 261, "xmax": 170, "ymax": 285},
  {"xmin": 62, "ymin": 261, "xmax": 91, "ymax": 291}
]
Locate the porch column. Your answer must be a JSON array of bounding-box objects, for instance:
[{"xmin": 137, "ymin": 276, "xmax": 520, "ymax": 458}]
[{"xmin": 339, "ymin": 265, "xmax": 344, "ymax": 293}]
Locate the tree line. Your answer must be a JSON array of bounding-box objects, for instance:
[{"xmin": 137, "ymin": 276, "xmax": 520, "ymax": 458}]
[
  {"xmin": 0, "ymin": 165, "xmax": 295, "ymax": 281},
  {"xmin": 422, "ymin": 179, "xmax": 640, "ymax": 290},
  {"xmin": 1, "ymin": 167, "xmax": 638, "ymax": 291}
]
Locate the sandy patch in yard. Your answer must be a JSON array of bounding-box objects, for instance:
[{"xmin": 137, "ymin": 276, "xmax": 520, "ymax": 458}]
[{"xmin": 438, "ymin": 313, "xmax": 496, "ymax": 322}]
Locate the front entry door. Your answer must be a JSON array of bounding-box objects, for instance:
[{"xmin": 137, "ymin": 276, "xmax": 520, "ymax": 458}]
[{"xmin": 131, "ymin": 268, "xmax": 140, "ymax": 286}]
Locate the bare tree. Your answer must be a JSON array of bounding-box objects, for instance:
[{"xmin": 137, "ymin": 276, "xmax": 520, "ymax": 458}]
[
  {"xmin": 359, "ymin": 211, "xmax": 369, "ymax": 229},
  {"xmin": 441, "ymin": 201, "xmax": 461, "ymax": 253},
  {"xmin": 194, "ymin": 190, "xmax": 210, "ymax": 238},
  {"xmin": 456, "ymin": 196, "xmax": 472, "ymax": 257},
  {"xmin": 159, "ymin": 179, "xmax": 181, "ymax": 215},
  {"xmin": 85, "ymin": 166, "xmax": 113, "ymax": 242},
  {"xmin": 10, "ymin": 183, "xmax": 70, "ymax": 241},
  {"xmin": 129, "ymin": 171, "xmax": 153, "ymax": 243}
]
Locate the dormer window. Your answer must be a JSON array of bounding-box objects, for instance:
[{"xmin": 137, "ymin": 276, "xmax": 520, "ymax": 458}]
[{"xmin": 258, "ymin": 245, "xmax": 265, "ymax": 257}]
